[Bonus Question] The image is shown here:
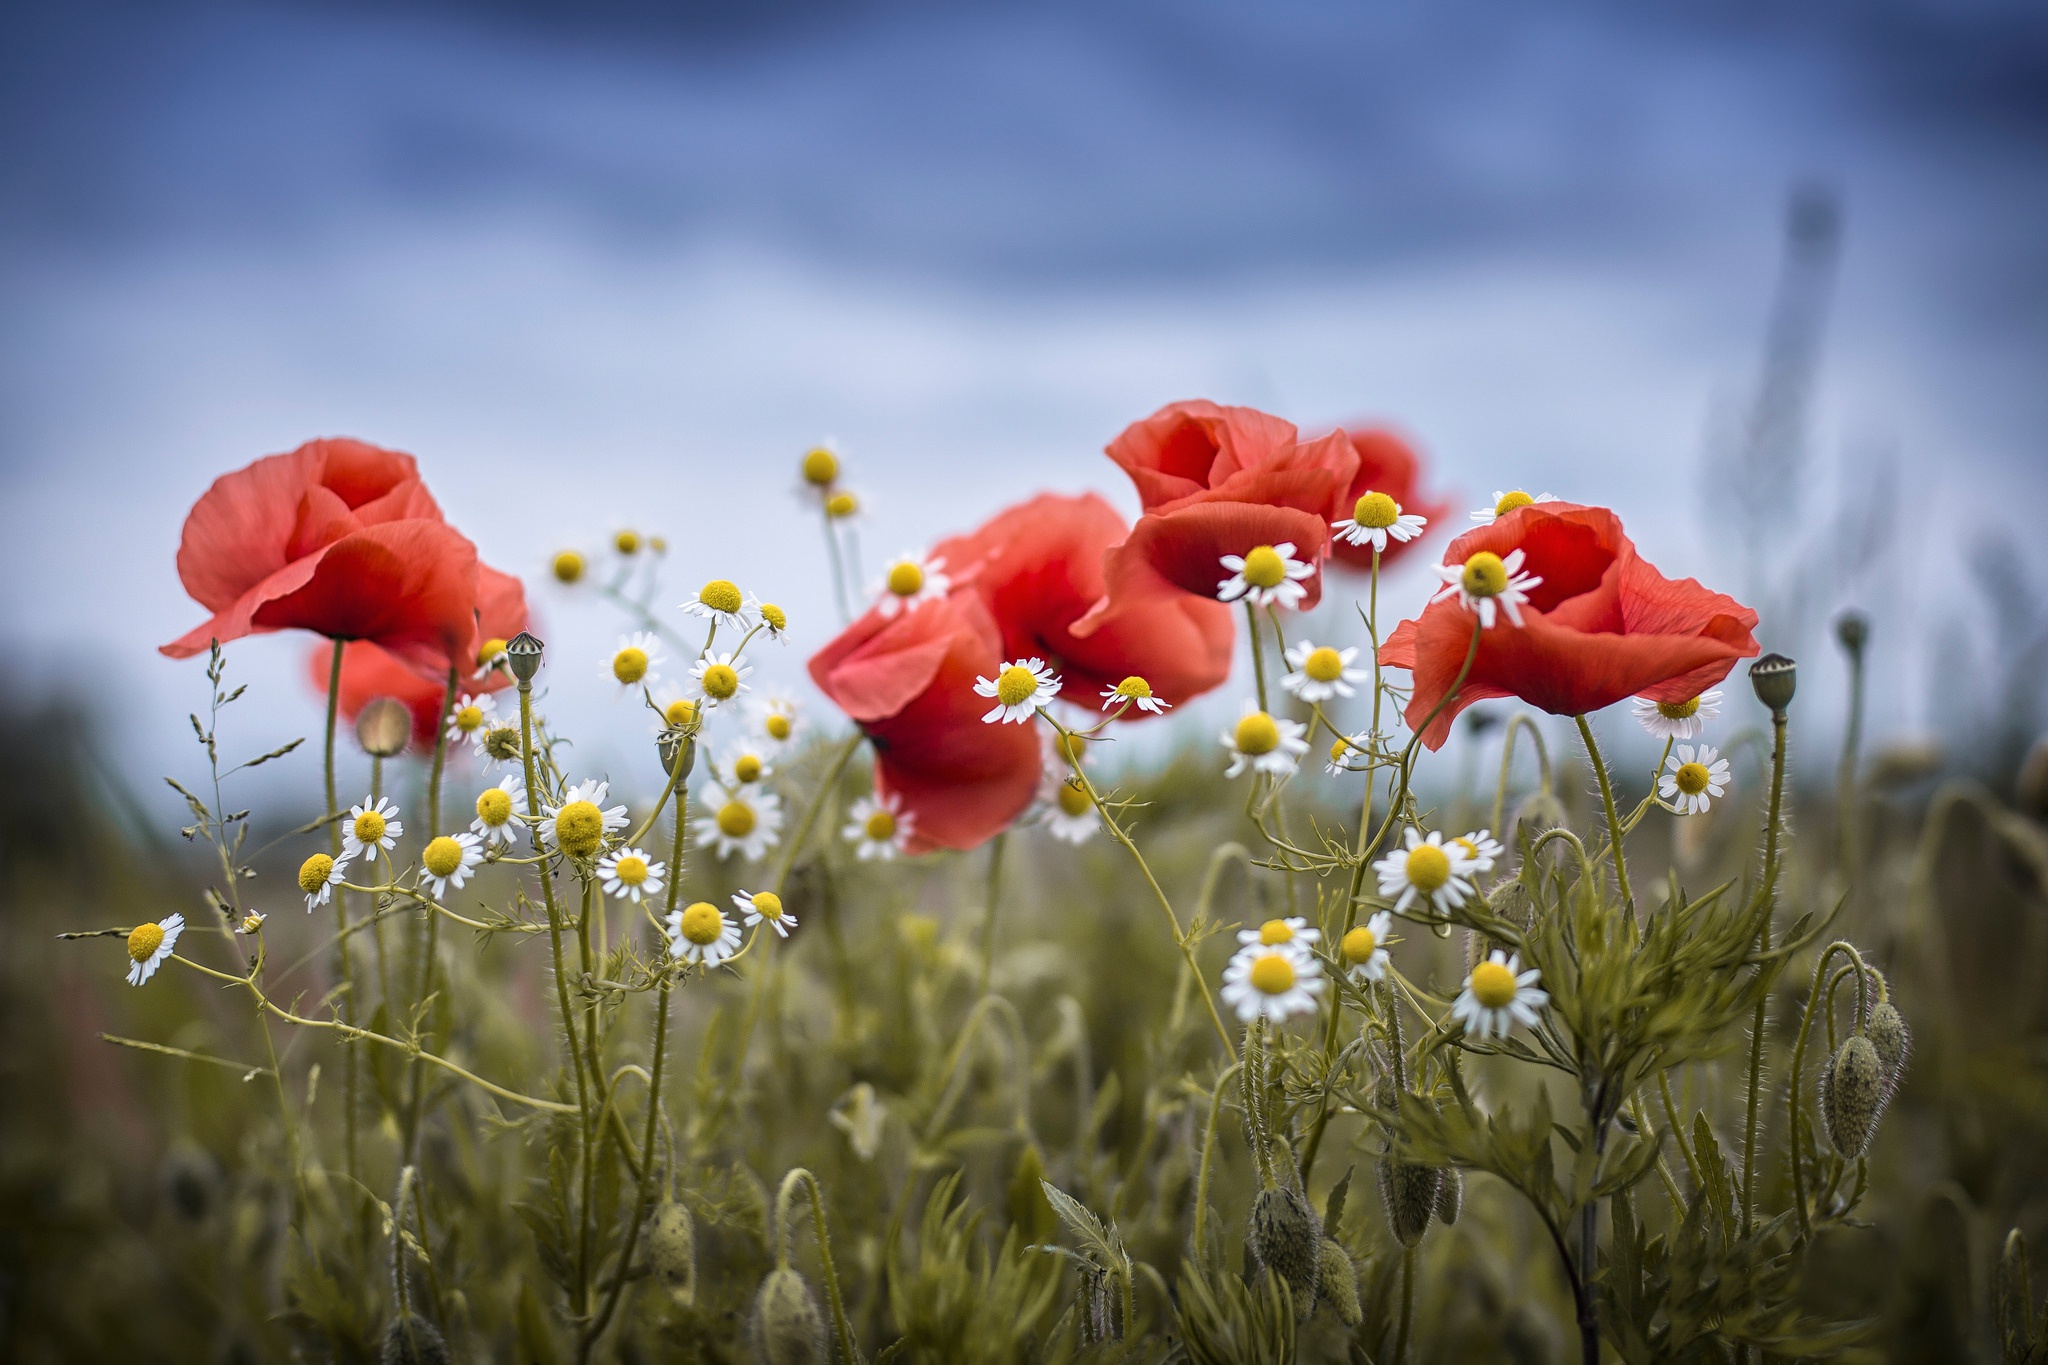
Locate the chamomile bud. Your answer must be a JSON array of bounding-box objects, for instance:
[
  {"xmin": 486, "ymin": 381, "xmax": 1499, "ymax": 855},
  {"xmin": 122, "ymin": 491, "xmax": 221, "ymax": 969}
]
[
  {"xmin": 356, "ymin": 696, "xmax": 411, "ymax": 758},
  {"xmin": 1378, "ymin": 1158, "xmax": 1442, "ymax": 1248},
  {"xmin": 646, "ymin": 1199, "xmax": 697, "ymax": 1305},
  {"xmin": 1435, "ymin": 1166, "xmax": 1464, "ymax": 1226},
  {"xmin": 1820, "ymin": 1035, "xmax": 1887, "ymax": 1158},
  {"xmin": 1867, "ymin": 1001, "xmax": 1913, "ymax": 1089},
  {"xmin": 378, "ymin": 1313, "xmax": 450, "ymax": 1365},
  {"xmin": 801, "ymin": 446, "xmax": 839, "ymax": 487},
  {"xmin": 1247, "ymin": 1185, "xmax": 1322, "ymax": 1320},
  {"xmin": 747, "ymin": 1266, "xmax": 827, "ymax": 1365},
  {"xmin": 1317, "ymin": 1238, "xmax": 1363, "ymax": 1327},
  {"xmin": 551, "ymin": 549, "xmax": 585, "ymax": 584}
]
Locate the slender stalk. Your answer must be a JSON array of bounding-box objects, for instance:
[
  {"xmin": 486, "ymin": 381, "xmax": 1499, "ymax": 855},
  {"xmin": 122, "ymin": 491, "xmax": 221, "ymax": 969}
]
[
  {"xmin": 403, "ymin": 667, "xmax": 461, "ymax": 1157},
  {"xmin": 1575, "ymin": 715, "xmax": 1635, "ymax": 930},
  {"xmin": 1191, "ymin": 1062, "xmax": 1243, "ymax": 1259},
  {"xmin": 321, "ymin": 639, "xmax": 360, "ymax": 1186},
  {"xmin": 1837, "ymin": 640, "xmax": 1866, "ymax": 891},
  {"xmin": 1394, "ymin": 1245, "xmax": 1416, "ymax": 1363},
  {"xmin": 977, "ymin": 831, "xmax": 1007, "ymax": 998},
  {"xmin": 1246, "ymin": 599, "xmax": 1269, "ymax": 713},
  {"xmin": 775, "ymin": 1169, "xmax": 860, "ymax": 1365},
  {"xmin": 1740, "ymin": 712, "xmax": 1788, "ymax": 1235},
  {"xmin": 1578, "ymin": 1117, "xmax": 1608, "ymax": 1365},
  {"xmin": 822, "ymin": 506, "xmax": 853, "ymax": 624}
]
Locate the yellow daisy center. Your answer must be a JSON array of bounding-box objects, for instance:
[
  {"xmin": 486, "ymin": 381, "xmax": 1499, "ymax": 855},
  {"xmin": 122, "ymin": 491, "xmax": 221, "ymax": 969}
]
[
  {"xmin": 1056, "ymin": 780, "xmax": 1091, "ymax": 817},
  {"xmin": 864, "ymin": 809, "xmax": 897, "ymax": 842},
  {"xmin": 1354, "ymin": 491, "xmax": 1399, "ymax": 528},
  {"xmin": 1257, "ymin": 919, "xmax": 1295, "ymax": 946},
  {"xmin": 665, "ymin": 698, "xmax": 698, "ymax": 728},
  {"xmin": 680, "ymin": 902, "xmax": 723, "ymax": 945},
  {"xmin": 128, "ymin": 922, "xmax": 165, "ymax": 963},
  {"xmin": 733, "ymin": 754, "xmax": 764, "ymax": 784},
  {"xmin": 1674, "ymin": 762, "xmax": 1711, "ymax": 796},
  {"xmin": 827, "ymin": 491, "xmax": 859, "ymax": 518},
  {"xmin": 454, "ymin": 704, "xmax": 485, "ymax": 732},
  {"xmin": 1460, "ymin": 552, "xmax": 1509, "ymax": 598},
  {"xmin": 760, "ymin": 603, "xmax": 787, "ymax": 631},
  {"xmin": 1452, "ymin": 837, "xmax": 1479, "ymax": 860},
  {"xmin": 1494, "ymin": 491, "xmax": 1536, "ymax": 517},
  {"xmin": 749, "ymin": 891, "xmax": 784, "ymax": 920},
  {"xmin": 1330, "ymin": 737, "xmax": 1349, "ymax": 763},
  {"xmin": 1248, "ymin": 953, "xmax": 1297, "ymax": 996},
  {"xmin": 1405, "ymin": 843, "xmax": 1450, "ymax": 893},
  {"xmin": 423, "ymin": 836, "xmax": 464, "ymax": 878},
  {"xmin": 352, "ymin": 809, "xmax": 387, "ymax": 845},
  {"xmin": 802, "ymin": 447, "xmax": 839, "ymax": 486},
  {"xmin": 1241, "ymin": 545, "xmax": 1287, "ymax": 589},
  {"xmin": 1235, "ymin": 712, "xmax": 1280, "ymax": 756},
  {"xmin": 552, "ymin": 550, "xmax": 585, "ymax": 583},
  {"xmin": 614, "ymin": 529, "xmax": 642, "ymax": 555},
  {"xmin": 298, "ymin": 854, "xmax": 335, "ymax": 894},
  {"xmin": 476, "ymin": 788, "xmax": 513, "ymax": 826},
  {"xmin": 611, "ymin": 647, "xmax": 650, "ymax": 684},
  {"xmin": 478, "ymin": 637, "xmax": 508, "ymax": 667},
  {"xmin": 995, "ymin": 665, "xmax": 1040, "ymax": 707},
  {"xmin": 1114, "ymin": 675, "xmax": 1154, "ymax": 699},
  {"xmin": 717, "ymin": 801, "xmax": 756, "ymax": 838},
  {"xmin": 612, "ymin": 855, "xmax": 648, "ymax": 886},
  {"xmin": 887, "ymin": 561, "xmax": 925, "ymax": 597},
  {"xmin": 701, "ymin": 664, "xmax": 740, "ymax": 700},
  {"xmin": 1471, "ymin": 961, "xmax": 1518, "ymax": 1009},
  {"xmin": 1303, "ymin": 647, "xmax": 1345, "ymax": 683},
  {"xmin": 764, "ymin": 713, "xmax": 792, "ymax": 740},
  {"xmin": 554, "ymin": 801, "xmax": 604, "ymax": 857},
  {"xmin": 699, "ymin": 579, "xmax": 743, "ymax": 614},
  {"xmin": 1341, "ymin": 925, "xmax": 1377, "ymax": 964},
  {"xmin": 1656, "ymin": 696, "xmax": 1701, "ymax": 720}
]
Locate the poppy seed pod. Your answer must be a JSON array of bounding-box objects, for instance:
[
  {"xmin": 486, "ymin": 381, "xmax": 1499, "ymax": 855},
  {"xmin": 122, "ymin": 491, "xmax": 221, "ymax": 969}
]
[
  {"xmin": 1835, "ymin": 610, "xmax": 1870, "ymax": 656},
  {"xmin": 657, "ymin": 734, "xmax": 696, "ymax": 784},
  {"xmin": 645, "ymin": 1199, "xmax": 696, "ymax": 1305},
  {"xmin": 1317, "ymin": 1237, "xmax": 1363, "ymax": 1327},
  {"xmin": 356, "ymin": 696, "xmax": 412, "ymax": 758},
  {"xmin": 1435, "ymin": 1165, "xmax": 1464, "ymax": 1226},
  {"xmin": 1247, "ymin": 1185, "xmax": 1322, "ymax": 1319},
  {"xmin": 1820, "ymin": 1035, "xmax": 1887, "ymax": 1158},
  {"xmin": 1749, "ymin": 653, "xmax": 1798, "ymax": 717},
  {"xmin": 378, "ymin": 1313, "xmax": 450, "ymax": 1365},
  {"xmin": 1379, "ymin": 1159, "xmax": 1443, "ymax": 1247},
  {"xmin": 1868, "ymin": 1002, "xmax": 1913, "ymax": 1090},
  {"xmin": 505, "ymin": 631, "xmax": 545, "ymax": 683},
  {"xmin": 747, "ymin": 1266, "xmax": 827, "ymax": 1365}
]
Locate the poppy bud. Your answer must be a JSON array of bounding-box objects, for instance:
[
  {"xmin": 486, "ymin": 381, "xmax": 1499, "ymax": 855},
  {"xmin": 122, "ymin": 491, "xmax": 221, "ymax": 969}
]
[
  {"xmin": 1749, "ymin": 653, "xmax": 1797, "ymax": 717},
  {"xmin": 1867, "ymin": 1002, "xmax": 1912, "ymax": 1090},
  {"xmin": 747, "ymin": 1266, "xmax": 827, "ymax": 1365},
  {"xmin": 1247, "ymin": 1185, "xmax": 1322, "ymax": 1319},
  {"xmin": 505, "ymin": 631, "xmax": 545, "ymax": 683},
  {"xmin": 1378, "ymin": 1159, "xmax": 1442, "ymax": 1247},
  {"xmin": 378, "ymin": 1314, "xmax": 449, "ymax": 1365},
  {"xmin": 354, "ymin": 696, "xmax": 411, "ymax": 757},
  {"xmin": 1820, "ymin": 1035, "xmax": 1886, "ymax": 1158},
  {"xmin": 645, "ymin": 1199, "xmax": 696, "ymax": 1305},
  {"xmin": 1835, "ymin": 610, "xmax": 1869, "ymax": 656},
  {"xmin": 1435, "ymin": 1166, "xmax": 1463, "ymax": 1226},
  {"xmin": 1317, "ymin": 1237, "xmax": 1363, "ymax": 1326}
]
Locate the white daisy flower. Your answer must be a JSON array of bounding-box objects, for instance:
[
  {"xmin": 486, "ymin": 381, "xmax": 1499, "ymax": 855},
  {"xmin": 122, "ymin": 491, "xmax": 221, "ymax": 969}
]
[
  {"xmin": 539, "ymin": 779, "xmax": 630, "ymax": 857},
  {"xmin": 1325, "ymin": 730, "xmax": 1374, "ymax": 776},
  {"xmin": 666, "ymin": 901, "xmax": 742, "ymax": 966},
  {"xmin": 1632, "ymin": 690, "xmax": 1723, "ymax": 741},
  {"xmin": 1331, "ymin": 491, "xmax": 1428, "ymax": 553},
  {"xmin": 844, "ymin": 791, "xmax": 914, "ymax": 860},
  {"xmin": 752, "ymin": 696, "xmax": 801, "ymax": 745},
  {"xmin": 420, "ymin": 831, "xmax": 485, "ymax": 898},
  {"xmin": 690, "ymin": 651, "xmax": 753, "ymax": 709},
  {"xmin": 1451, "ymin": 950, "xmax": 1549, "ymax": 1039},
  {"xmin": 474, "ymin": 716, "xmax": 524, "ymax": 768},
  {"xmin": 1217, "ymin": 541, "xmax": 1316, "ymax": 610},
  {"xmin": 1236, "ymin": 916, "xmax": 1321, "ymax": 952},
  {"xmin": 1281, "ymin": 640, "xmax": 1368, "ymax": 703},
  {"xmin": 1220, "ymin": 701, "xmax": 1309, "ymax": 778},
  {"xmin": 735, "ymin": 889, "xmax": 796, "ymax": 938},
  {"xmin": 1039, "ymin": 771, "xmax": 1098, "ymax": 845},
  {"xmin": 471, "ymin": 774, "xmax": 527, "ymax": 847},
  {"xmin": 474, "ymin": 635, "xmax": 511, "ymax": 680},
  {"xmin": 597, "ymin": 845, "xmax": 666, "ymax": 903},
  {"xmin": 1099, "ymin": 675, "xmax": 1170, "ymax": 714},
  {"xmin": 607, "ymin": 631, "xmax": 664, "ymax": 691},
  {"xmin": 752, "ymin": 598, "xmax": 790, "ymax": 642},
  {"xmin": 341, "ymin": 796, "xmax": 403, "ymax": 863},
  {"xmin": 1431, "ymin": 548, "xmax": 1543, "ymax": 628},
  {"xmin": 298, "ymin": 852, "xmax": 349, "ymax": 910},
  {"xmin": 445, "ymin": 692, "xmax": 498, "ymax": 747},
  {"xmin": 682, "ymin": 578, "xmax": 754, "ymax": 633},
  {"xmin": 1372, "ymin": 827, "xmax": 1477, "ymax": 914},
  {"xmin": 721, "ymin": 741, "xmax": 773, "ymax": 786},
  {"xmin": 1469, "ymin": 490, "xmax": 1559, "ymax": 524},
  {"xmin": 125, "ymin": 913, "xmax": 185, "ymax": 986},
  {"xmin": 237, "ymin": 910, "xmax": 267, "ymax": 935},
  {"xmin": 1340, "ymin": 911, "xmax": 1395, "ymax": 984},
  {"xmin": 1220, "ymin": 943, "xmax": 1325, "ymax": 1023},
  {"xmin": 874, "ymin": 552, "xmax": 950, "ymax": 618},
  {"xmin": 652, "ymin": 686, "xmax": 703, "ymax": 736},
  {"xmin": 975, "ymin": 657, "xmax": 1061, "ymax": 724},
  {"xmin": 695, "ymin": 783, "xmax": 783, "ymax": 861},
  {"xmin": 1659, "ymin": 744, "xmax": 1732, "ymax": 816},
  {"xmin": 1449, "ymin": 830, "xmax": 1506, "ymax": 876}
]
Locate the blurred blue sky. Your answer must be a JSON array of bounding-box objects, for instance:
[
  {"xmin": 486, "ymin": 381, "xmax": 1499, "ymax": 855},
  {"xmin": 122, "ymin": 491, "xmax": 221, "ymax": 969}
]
[{"xmin": 3, "ymin": 0, "xmax": 2045, "ymax": 804}]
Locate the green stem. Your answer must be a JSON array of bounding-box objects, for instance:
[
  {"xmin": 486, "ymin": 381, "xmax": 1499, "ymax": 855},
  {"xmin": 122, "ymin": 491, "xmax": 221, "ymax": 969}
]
[
  {"xmin": 1246, "ymin": 599, "xmax": 1269, "ymax": 713},
  {"xmin": 403, "ymin": 667, "xmax": 461, "ymax": 1157},
  {"xmin": 1191, "ymin": 1062, "xmax": 1243, "ymax": 1260},
  {"xmin": 774, "ymin": 1169, "xmax": 861, "ymax": 1365},
  {"xmin": 1740, "ymin": 712, "xmax": 1788, "ymax": 1235},
  {"xmin": 977, "ymin": 831, "xmax": 1007, "ymax": 999},
  {"xmin": 321, "ymin": 639, "xmax": 360, "ymax": 1187},
  {"xmin": 1394, "ymin": 1244, "xmax": 1416, "ymax": 1363},
  {"xmin": 1837, "ymin": 644, "xmax": 1866, "ymax": 893},
  {"xmin": 1575, "ymin": 714, "xmax": 1635, "ymax": 930}
]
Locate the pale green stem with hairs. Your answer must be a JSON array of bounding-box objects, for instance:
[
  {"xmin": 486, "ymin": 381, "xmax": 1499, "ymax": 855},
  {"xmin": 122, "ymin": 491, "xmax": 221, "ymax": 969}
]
[
  {"xmin": 1246, "ymin": 599, "xmax": 1270, "ymax": 713},
  {"xmin": 403, "ymin": 665, "xmax": 461, "ymax": 1158},
  {"xmin": 774, "ymin": 1168, "xmax": 861, "ymax": 1365},
  {"xmin": 1574, "ymin": 714, "xmax": 1635, "ymax": 931},
  {"xmin": 1788, "ymin": 940, "xmax": 1876, "ymax": 1242},
  {"xmin": 1740, "ymin": 710, "xmax": 1789, "ymax": 1236},
  {"xmin": 1490, "ymin": 714, "xmax": 1553, "ymax": 839},
  {"xmin": 1191, "ymin": 1061, "xmax": 1244, "ymax": 1259},
  {"xmin": 321, "ymin": 639, "xmax": 361, "ymax": 1187},
  {"xmin": 977, "ymin": 830, "xmax": 1008, "ymax": 999}
]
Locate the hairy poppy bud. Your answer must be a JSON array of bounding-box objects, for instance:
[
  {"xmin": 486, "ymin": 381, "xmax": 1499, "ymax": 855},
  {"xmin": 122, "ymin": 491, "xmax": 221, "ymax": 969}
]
[
  {"xmin": 1318, "ymin": 1237, "xmax": 1362, "ymax": 1326},
  {"xmin": 1867, "ymin": 1002, "xmax": 1912, "ymax": 1091},
  {"xmin": 1247, "ymin": 1185, "xmax": 1322, "ymax": 1319},
  {"xmin": 379, "ymin": 1314, "xmax": 449, "ymax": 1365},
  {"xmin": 747, "ymin": 1266, "xmax": 827, "ymax": 1365},
  {"xmin": 1835, "ymin": 610, "xmax": 1869, "ymax": 655},
  {"xmin": 356, "ymin": 696, "xmax": 411, "ymax": 758},
  {"xmin": 1749, "ymin": 653, "xmax": 1797, "ymax": 717},
  {"xmin": 646, "ymin": 1199, "xmax": 696, "ymax": 1305},
  {"xmin": 505, "ymin": 631, "xmax": 545, "ymax": 684},
  {"xmin": 1820, "ymin": 1035, "xmax": 1886, "ymax": 1158},
  {"xmin": 1435, "ymin": 1166, "xmax": 1464, "ymax": 1226},
  {"xmin": 1378, "ymin": 1159, "xmax": 1442, "ymax": 1247}
]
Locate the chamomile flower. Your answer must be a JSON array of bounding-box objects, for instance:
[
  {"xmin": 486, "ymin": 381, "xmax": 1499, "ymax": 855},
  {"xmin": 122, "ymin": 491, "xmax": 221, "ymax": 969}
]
[
  {"xmin": 799, "ymin": 442, "xmax": 841, "ymax": 491},
  {"xmin": 1326, "ymin": 730, "xmax": 1374, "ymax": 775},
  {"xmin": 471, "ymin": 774, "xmax": 526, "ymax": 846},
  {"xmin": 874, "ymin": 552, "xmax": 950, "ymax": 617},
  {"xmin": 1236, "ymin": 916, "xmax": 1321, "ymax": 952},
  {"xmin": 695, "ymin": 783, "xmax": 783, "ymax": 861},
  {"xmin": 690, "ymin": 652, "xmax": 753, "ymax": 708},
  {"xmin": 474, "ymin": 636, "xmax": 511, "ymax": 679},
  {"xmin": 1220, "ymin": 701, "xmax": 1310, "ymax": 778},
  {"xmin": 607, "ymin": 631, "xmax": 664, "ymax": 690},
  {"xmin": 844, "ymin": 791, "xmax": 914, "ymax": 860},
  {"xmin": 975, "ymin": 657, "xmax": 1061, "ymax": 724},
  {"xmin": 1372, "ymin": 828, "xmax": 1477, "ymax": 913},
  {"xmin": 237, "ymin": 911, "xmax": 267, "ymax": 935},
  {"xmin": 420, "ymin": 832, "xmax": 484, "ymax": 898},
  {"xmin": 1220, "ymin": 943, "xmax": 1325, "ymax": 1023},
  {"xmin": 1431, "ymin": 548, "xmax": 1542, "ymax": 628},
  {"xmin": 1332, "ymin": 491, "xmax": 1427, "ymax": 553},
  {"xmin": 539, "ymin": 779, "xmax": 629, "ymax": 858},
  {"xmin": 1659, "ymin": 744, "xmax": 1731, "ymax": 816},
  {"xmin": 125, "ymin": 913, "xmax": 185, "ymax": 986},
  {"xmin": 1469, "ymin": 490, "xmax": 1559, "ymax": 524},
  {"xmin": 1039, "ymin": 772, "xmax": 1098, "ymax": 845},
  {"xmin": 752, "ymin": 696, "xmax": 800, "ymax": 745},
  {"xmin": 1100, "ymin": 675, "xmax": 1170, "ymax": 714},
  {"xmin": 446, "ymin": 692, "xmax": 498, "ymax": 746},
  {"xmin": 735, "ymin": 889, "xmax": 795, "ymax": 938},
  {"xmin": 682, "ymin": 579, "xmax": 753, "ymax": 633},
  {"xmin": 298, "ymin": 852, "xmax": 348, "ymax": 910},
  {"xmin": 476, "ymin": 718, "xmax": 523, "ymax": 768},
  {"xmin": 1451, "ymin": 951, "xmax": 1549, "ymax": 1039},
  {"xmin": 1217, "ymin": 542, "xmax": 1316, "ymax": 610},
  {"xmin": 342, "ymin": 796, "xmax": 403, "ymax": 862},
  {"xmin": 597, "ymin": 846, "xmax": 666, "ymax": 903},
  {"xmin": 1449, "ymin": 830, "xmax": 1506, "ymax": 875},
  {"xmin": 721, "ymin": 741, "xmax": 773, "ymax": 786},
  {"xmin": 1340, "ymin": 911, "xmax": 1395, "ymax": 984},
  {"xmin": 652, "ymin": 686, "xmax": 702, "ymax": 735},
  {"xmin": 666, "ymin": 901, "xmax": 741, "ymax": 967},
  {"xmin": 1281, "ymin": 640, "xmax": 1367, "ymax": 703},
  {"xmin": 1633, "ymin": 690, "xmax": 1723, "ymax": 741}
]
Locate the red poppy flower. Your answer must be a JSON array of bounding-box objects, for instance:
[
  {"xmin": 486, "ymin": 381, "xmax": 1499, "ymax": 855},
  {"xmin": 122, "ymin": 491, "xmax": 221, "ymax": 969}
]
[
  {"xmin": 1106, "ymin": 399, "xmax": 1304, "ymax": 510},
  {"xmin": 1326, "ymin": 427, "xmax": 1453, "ymax": 571},
  {"xmin": 1379, "ymin": 503, "xmax": 1759, "ymax": 750},
  {"xmin": 934, "ymin": 492, "xmax": 1233, "ymax": 709},
  {"xmin": 809, "ymin": 593, "xmax": 1042, "ymax": 853},
  {"xmin": 161, "ymin": 438, "xmax": 480, "ymax": 674}
]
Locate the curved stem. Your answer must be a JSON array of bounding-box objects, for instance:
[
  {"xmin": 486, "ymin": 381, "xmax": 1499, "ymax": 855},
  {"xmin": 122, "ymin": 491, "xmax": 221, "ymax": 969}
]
[
  {"xmin": 774, "ymin": 1168, "xmax": 861, "ymax": 1365},
  {"xmin": 1490, "ymin": 714, "xmax": 1553, "ymax": 840},
  {"xmin": 1191, "ymin": 1062, "xmax": 1243, "ymax": 1260},
  {"xmin": 1574, "ymin": 714, "xmax": 1635, "ymax": 931}
]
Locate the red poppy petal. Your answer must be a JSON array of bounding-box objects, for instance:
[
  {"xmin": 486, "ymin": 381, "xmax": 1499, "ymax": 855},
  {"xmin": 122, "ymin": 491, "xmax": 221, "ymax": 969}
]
[
  {"xmin": 1085, "ymin": 500, "xmax": 1331, "ymax": 617},
  {"xmin": 1106, "ymin": 400, "xmax": 1299, "ymax": 510}
]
